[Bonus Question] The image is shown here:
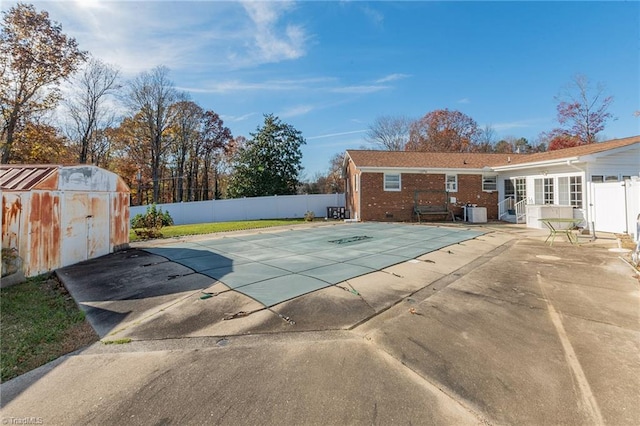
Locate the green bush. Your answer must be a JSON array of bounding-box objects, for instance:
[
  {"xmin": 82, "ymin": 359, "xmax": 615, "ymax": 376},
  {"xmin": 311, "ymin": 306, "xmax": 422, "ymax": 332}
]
[
  {"xmin": 131, "ymin": 204, "xmax": 174, "ymax": 239},
  {"xmin": 304, "ymin": 211, "xmax": 315, "ymax": 222}
]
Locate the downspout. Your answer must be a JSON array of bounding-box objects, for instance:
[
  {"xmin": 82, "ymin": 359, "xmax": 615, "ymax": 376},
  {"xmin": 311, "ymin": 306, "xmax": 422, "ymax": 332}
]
[
  {"xmin": 567, "ymin": 160, "xmax": 590, "ymax": 231},
  {"xmin": 357, "ymin": 171, "xmax": 361, "ymax": 221}
]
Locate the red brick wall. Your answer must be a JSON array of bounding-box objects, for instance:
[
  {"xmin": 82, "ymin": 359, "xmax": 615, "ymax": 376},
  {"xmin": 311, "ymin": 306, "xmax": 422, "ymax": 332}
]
[
  {"xmin": 453, "ymin": 175, "xmax": 499, "ymax": 219},
  {"xmin": 358, "ymin": 172, "xmax": 499, "ymax": 222}
]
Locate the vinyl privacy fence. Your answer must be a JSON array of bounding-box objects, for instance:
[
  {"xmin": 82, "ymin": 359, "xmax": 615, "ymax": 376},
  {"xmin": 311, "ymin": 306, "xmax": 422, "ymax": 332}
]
[{"xmin": 130, "ymin": 193, "xmax": 346, "ymax": 226}]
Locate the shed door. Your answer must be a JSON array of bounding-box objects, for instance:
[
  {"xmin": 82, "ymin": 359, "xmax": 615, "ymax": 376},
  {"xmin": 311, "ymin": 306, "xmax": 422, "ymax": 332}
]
[{"xmin": 61, "ymin": 192, "xmax": 110, "ymax": 267}]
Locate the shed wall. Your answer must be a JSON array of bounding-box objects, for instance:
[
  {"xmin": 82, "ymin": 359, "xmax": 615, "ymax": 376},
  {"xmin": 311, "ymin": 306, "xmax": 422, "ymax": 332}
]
[{"xmin": 2, "ymin": 165, "xmax": 130, "ymax": 278}]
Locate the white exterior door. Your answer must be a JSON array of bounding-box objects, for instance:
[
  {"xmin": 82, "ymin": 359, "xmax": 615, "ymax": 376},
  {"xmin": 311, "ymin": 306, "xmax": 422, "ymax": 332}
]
[{"xmin": 592, "ymin": 182, "xmax": 626, "ymax": 233}]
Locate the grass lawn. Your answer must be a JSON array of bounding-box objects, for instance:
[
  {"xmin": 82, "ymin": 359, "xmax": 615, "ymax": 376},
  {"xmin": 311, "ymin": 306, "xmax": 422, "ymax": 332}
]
[
  {"xmin": 129, "ymin": 218, "xmax": 310, "ymax": 241},
  {"xmin": 0, "ymin": 274, "xmax": 98, "ymax": 383}
]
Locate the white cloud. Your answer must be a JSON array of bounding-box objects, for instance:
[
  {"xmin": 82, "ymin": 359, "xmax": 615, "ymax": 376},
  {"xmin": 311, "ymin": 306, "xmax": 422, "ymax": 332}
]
[
  {"xmin": 279, "ymin": 105, "xmax": 314, "ymax": 118},
  {"xmin": 457, "ymin": 98, "xmax": 471, "ymax": 104},
  {"xmin": 492, "ymin": 118, "xmax": 546, "ymax": 131},
  {"xmin": 331, "ymin": 85, "xmax": 390, "ymax": 94},
  {"xmin": 221, "ymin": 112, "xmax": 259, "ymax": 123},
  {"xmin": 241, "ymin": 1, "xmax": 308, "ymax": 62},
  {"xmin": 362, "ymin": 5, "xmax": 384, "ymax": 26},
  {"xmin": 375, "ymin": 73, "xmax": 410, "ymax": 84},
  {"xmin": 178, "ymin": 77, "xmax": 336, "ymax": 94},
  {"xmin": 307, "ymin": 130, "xmax": 367, "ymax": 140},
  {"xmin": 26, "ymin": 1, "xmax": 309, "ymax": 77}
]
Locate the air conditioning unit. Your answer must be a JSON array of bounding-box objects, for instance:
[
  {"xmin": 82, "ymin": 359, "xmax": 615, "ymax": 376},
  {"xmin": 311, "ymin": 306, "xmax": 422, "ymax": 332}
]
[
  {"xmin": 467, "ymin": 207, "xmax": 487, "ymax": 223},
  {"xmin": 327, "ymin": 207, "xmax": 345, "ymax": 219}
]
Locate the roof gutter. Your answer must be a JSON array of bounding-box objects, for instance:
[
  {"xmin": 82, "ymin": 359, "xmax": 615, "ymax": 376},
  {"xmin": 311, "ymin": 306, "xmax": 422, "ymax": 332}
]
[
  {"xmin": 492, "ymin": 157, "xmax": 581, "ymax": 172},
  {"xmin": 357, "ymin": 166, "xmax": 496, "ymax": 174}
]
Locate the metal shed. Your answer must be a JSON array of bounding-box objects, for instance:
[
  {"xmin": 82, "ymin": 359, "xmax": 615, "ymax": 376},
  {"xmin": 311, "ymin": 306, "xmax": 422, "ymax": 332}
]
[{"xmin": 1, "ymin": 164, "xmax": 130, "ymax": 278}]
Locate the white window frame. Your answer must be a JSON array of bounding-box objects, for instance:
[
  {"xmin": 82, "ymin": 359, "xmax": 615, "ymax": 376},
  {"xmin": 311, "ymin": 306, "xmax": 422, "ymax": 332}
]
[
  {"xmin": 534, "ymin": 177, "xmax": 555, "ymax": 205},
  {"xmin": 543, "ymin": 178, "xmax": 554, "ymax": 204},
  {"xmin": 384, "ymin": 173, "xmax": 401, "ymax": 191},
  {"xmin": 570, "ymin": 176, "xmax": 582, "ymax": 208},
  {"xmin": 482, "ymin": 175, "xmax": 497, "ymax": 192},
  {"xmin": 445, "ymin": 174, "xmax": 458, "ymax": 192}
]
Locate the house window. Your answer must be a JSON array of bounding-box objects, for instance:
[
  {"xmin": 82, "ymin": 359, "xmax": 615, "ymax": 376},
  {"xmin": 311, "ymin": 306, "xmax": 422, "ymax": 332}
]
[
  {"xmin": 507, "ymin": 178, "xmax": 526, "ymax": 202},
  {"xmin": 445, "ymin": 174, "xmax": 457, "ymax": 192},
  {"xmin": 570, "ymin": 176, "xmax": 582, "ymax": 208},
  {"xmin": 558, "ymin": 176, "xmax": 582, "ymax": 207},
  {"xmin": 591, "ymin": 174, "xmax": 616, "ymax": 183},
  {"xmin": 558, "ymin": 177, "xmax": 569, "ymax": 205},
  {"xmin": 482, "ymin": 175, "xmax": 497, "ymax": 191},
  {"xmin": 384, "ymin": 173, "xmax": 401, "ymax": 191},
  {"xmin": 515, "ymin": 178, "xmax": 526, "ymax": 202},
  {"xmin": 534, "ymin": 178, "xmax": 554, "ymax": 204},
  {"xmin": 543, "ymin": 178, "xmax": 554, "ymax": 204},
  {"xmin": 354, "ymin": 174, "xmax": 359, "ymax": 192}
]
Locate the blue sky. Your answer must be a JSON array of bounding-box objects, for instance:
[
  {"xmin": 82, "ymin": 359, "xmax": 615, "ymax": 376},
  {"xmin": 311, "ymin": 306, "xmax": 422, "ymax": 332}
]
[{"xmin": 15, "ymin": 1, "xmax": 640, "ymax": 178}]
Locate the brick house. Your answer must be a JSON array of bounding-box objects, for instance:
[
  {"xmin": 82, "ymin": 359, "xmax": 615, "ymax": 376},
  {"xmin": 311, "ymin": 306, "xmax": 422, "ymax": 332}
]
[
  {"xmin": 343, "ymin": 150, "xmax": 518, "ymax": 222},
  {"xmin": 343, "ymin": 136, "xmax": 640, "ymax": 232}
]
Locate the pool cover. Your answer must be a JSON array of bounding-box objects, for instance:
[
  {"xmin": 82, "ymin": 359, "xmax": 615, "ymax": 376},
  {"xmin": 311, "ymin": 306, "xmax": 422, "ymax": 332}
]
[{"xmin": 143, "ymin": 223, "xmax": 484, "ymax": 307}]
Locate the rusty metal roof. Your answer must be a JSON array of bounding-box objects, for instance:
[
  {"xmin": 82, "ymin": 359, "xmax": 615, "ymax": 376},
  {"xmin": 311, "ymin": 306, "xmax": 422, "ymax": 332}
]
[{"xmin": 0, "ymin": 165, "xmax": 60, "ymax": 190}]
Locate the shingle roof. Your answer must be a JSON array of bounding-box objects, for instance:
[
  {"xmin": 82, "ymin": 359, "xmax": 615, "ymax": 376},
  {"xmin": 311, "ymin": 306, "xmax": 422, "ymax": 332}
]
[
  {"xmin": 0, "ymin": 165, "xmax": 60, "ymax": 190},
  {"xmin": 346, "ymin": 135, "xmax": 640, "ymax": 170},
  {"xmin": 504, "ymin": 135, "xmax": 640, "ymax": 165},
  {"xmin": 345, "ymin": 151, "xmax": 524, "ymax": 169}
]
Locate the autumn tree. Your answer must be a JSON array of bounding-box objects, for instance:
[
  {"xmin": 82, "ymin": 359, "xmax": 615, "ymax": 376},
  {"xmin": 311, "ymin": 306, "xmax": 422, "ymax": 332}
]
[
  {"xmin": 551, "ymin": 74, "xmax": 614, "ymax": 146},
  {"xmin": 0, "ymin": 3, "xmax": 86, "ymax": 163},
  {"xmin": 127, "ymin": 66, "xmax": 178, "ymax": 202},
  {"xmin": 299, "ymin": 153, "xmax": 344, "ymax": 195},
  {"xmin": 365, "ymin": 115, "xmax": 412, "ymax": 151},
  {"xmin": 324, "ymin": 152, "xmax": 343, "ymax": 193},
  {"xmin": 110, "ymin": 113, "xmax": 153, "ymax": 205},
  {"xmin": 65, "ymin": 57, "xmax": 121, "ymax": 164},
  {"xmin": 200, "ymin": 111, "xmax": 232, "ymax": 200},
  {"xmin": 228, "ymin": 114, "xmax": 305, "ymax": 198},
  {"xmin": 406, "ymin": 109, "xmax": 480, "ymax": 152},
  {"xmin": 539, "ymin": 129, "xmax": 582, "ymax": 151},
  {"xmin": 10, "ymin": 121, "xmax": 73, "ymax": 164},
  {"xmin": 167, "ymin": 98, "xmax": 203, "ymax": 202}
]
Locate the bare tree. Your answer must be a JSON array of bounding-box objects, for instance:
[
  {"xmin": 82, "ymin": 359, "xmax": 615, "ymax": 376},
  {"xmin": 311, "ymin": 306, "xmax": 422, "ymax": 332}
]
[
  {"xmin": 476, "ymin": 124, "xmax": 496, "ymax": 152},
  {"xmin": 365, "ymin": 115, "xmax": 412, "ymax": 151},
  {"xmin": 66, "ymin": 57, "xmax": 121, "ymax": 163},
  {"xmin": 127, "ymin": 66, "xmax": 177, "ymax": 203},
  {"xmin": 554, "ymin": 74, "xmax": 614, "ymax": 144}
]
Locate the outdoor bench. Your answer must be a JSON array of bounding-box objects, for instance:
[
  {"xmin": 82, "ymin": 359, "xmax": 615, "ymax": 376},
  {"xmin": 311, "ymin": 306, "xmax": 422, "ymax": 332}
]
[{"xmin": 414, "ymin": 205, "xmax": 454, "ymax": 222}]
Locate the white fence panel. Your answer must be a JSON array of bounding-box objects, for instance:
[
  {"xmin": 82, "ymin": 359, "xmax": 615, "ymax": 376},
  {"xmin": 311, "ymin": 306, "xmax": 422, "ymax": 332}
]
[
  {"xmin": 130, "ymin": 193, "xmax": 346, "ymax": 225},
  {"xmin": 592, "ymin": 178, "xmax": 640, "ymax": 240},
  {"xmin": 624, "ymin": 178, "xmax": 640, "ymax": 241}
]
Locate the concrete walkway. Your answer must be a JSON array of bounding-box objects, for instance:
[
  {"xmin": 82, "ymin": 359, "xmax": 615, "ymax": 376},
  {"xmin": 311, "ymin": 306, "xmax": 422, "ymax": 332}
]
[{"xmin": 1, "ymin": 223, "xmax": 638, "ymax": 425}]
